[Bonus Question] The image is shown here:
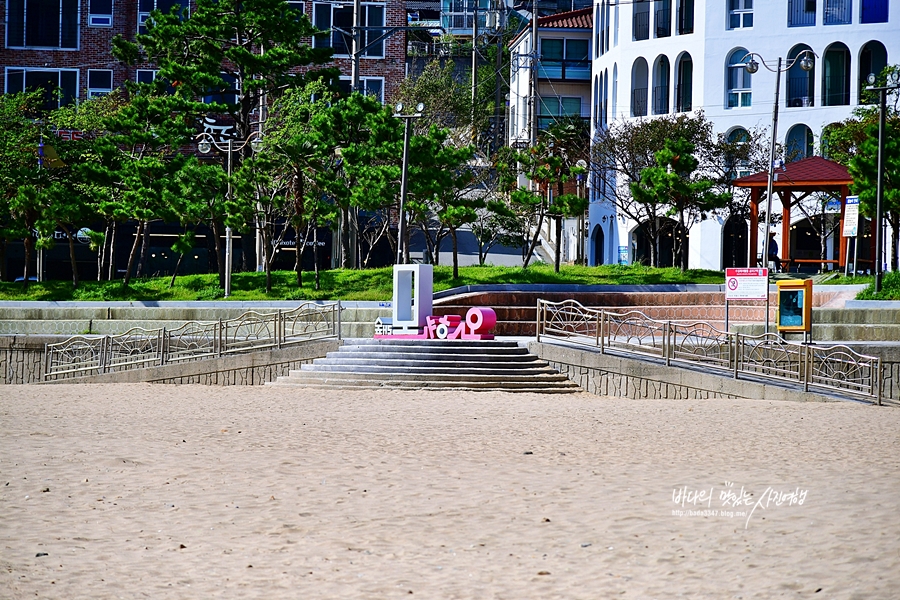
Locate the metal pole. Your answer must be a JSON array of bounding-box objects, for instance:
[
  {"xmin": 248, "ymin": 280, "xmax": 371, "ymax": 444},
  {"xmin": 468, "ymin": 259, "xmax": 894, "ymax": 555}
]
[
  {"xmin": 351, "ymin": 0, "xmax": 361, "ymax": 93},
  {"xmin": 225, "ymin": 138, "xmax": 233, "ymax": 298},
  {"xmin": 396, "ymin": 117, "xmax": 412, "ymax": 265},
  {"xmin": 874, "ymin": 86, "xmax": 887, "ymax": 293},
  {"xmin": 530, "ymin": 1, "xmax": 539, "ymax": 147},
  {"xmin": 762, "ymin": 56, "xmax": 782, "ymax": 280},
  {"xmin": 471, "ymin": 0, "xmax": 478, "ymax": 142}
]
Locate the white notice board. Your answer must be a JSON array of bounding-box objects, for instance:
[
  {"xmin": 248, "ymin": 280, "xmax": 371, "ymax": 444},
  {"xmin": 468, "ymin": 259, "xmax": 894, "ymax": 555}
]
[
  {"xmin": 843, "ymin": 195, "xmax": 860, "ymax": 237},
  {"xmin": 725, "ymin": 268, "xmax": 769, "ymax": 300}
]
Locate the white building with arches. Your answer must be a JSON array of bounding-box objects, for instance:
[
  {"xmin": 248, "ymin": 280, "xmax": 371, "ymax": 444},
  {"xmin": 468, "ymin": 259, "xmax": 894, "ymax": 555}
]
[{"xmin": 587, "ymin": 0, "xmax": 896, "ymax": 271}]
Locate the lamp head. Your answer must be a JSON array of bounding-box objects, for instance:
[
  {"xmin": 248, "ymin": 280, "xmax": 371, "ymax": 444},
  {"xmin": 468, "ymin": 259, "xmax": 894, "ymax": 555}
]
[
  {"xmin": 890, "ymin": 71, "xmax": 900, "ymax": 85},
  {"xmin": 394, "ymin": 102, "xmax": 404, "ymax": 113},
  {"xmin": 198, "ymin": 139, "xmax": 212, "ymax": 154},
  {"xmin": 799, "ymin": 56, "xmax": 813, "ymax": 72},
  {"xmin": 745, "ymin": 59, "xmax": 759, "ymax": 74},
  {"xmin": 250, "ymin": 137, "xmax": 263, "ymax": 153},
  {"xmin": 415, "ymin": 102, "xmax": 425, "ymax": 113},
  {"xmin": 867, "ymin": 73, "xmax": 877, "ymax": 85}
]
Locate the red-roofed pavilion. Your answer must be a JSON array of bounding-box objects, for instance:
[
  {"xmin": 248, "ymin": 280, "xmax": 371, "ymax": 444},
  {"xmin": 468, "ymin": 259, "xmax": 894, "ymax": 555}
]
[{"xmin": 733, "ymin": 156, "xmax": 856, "ymax": 270}]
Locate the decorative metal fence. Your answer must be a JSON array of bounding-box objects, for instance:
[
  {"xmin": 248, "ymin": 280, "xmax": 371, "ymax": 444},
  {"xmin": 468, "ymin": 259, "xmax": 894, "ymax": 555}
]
[
  {"xmin": 536, "ymin": 299, "xmax": 881, "ymax": 404},
  {"xmin": 44, "ymin": 302, "xmax": 341, "ymax": 381}
]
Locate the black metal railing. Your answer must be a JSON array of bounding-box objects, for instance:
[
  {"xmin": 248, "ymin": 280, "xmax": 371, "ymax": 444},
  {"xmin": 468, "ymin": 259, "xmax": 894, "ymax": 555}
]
[
  {"xmin": 675, "ymin": 84, "xmax": 691, "ymax": 112},
  {"xmin": 655, "ymin": 7, "xmax": 671, "ymax": 37},
  {"xmin": 677, "ymin": 0, "xmax": 694, "ymax": 33},
  {"xmin": 538, "ymin": 59, "xmax": 591, "ymax": 81},
  {"xmin": 633, "ymin": 10, "xmax": 650, "ymax": 40},
  {"xmin": 632, "ymin": 87, "xmax": 648, "ymax": 117},
  {"xmin": 824, "ymin": 0, "xmax": 851, "ymax": 23},
  {"xmin": 788, "ymin": 0, "xmax": 816, "ymax": 26},
  {"xmin": 787, "ymin": 76, "xmax": 814, "ymax": 107},
  {"xmin": 823, "ymin": 75, "xmax": 849, "ymax": 105},
  {"xmin": 652, "ymin": 85, "xmax": 669, "ymax": 114}
]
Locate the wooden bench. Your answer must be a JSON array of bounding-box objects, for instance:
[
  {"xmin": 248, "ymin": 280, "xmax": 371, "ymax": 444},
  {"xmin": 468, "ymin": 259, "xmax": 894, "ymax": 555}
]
[{"xmin": 786, "ymin": 258, "xmax": 840, "ymax": 273}]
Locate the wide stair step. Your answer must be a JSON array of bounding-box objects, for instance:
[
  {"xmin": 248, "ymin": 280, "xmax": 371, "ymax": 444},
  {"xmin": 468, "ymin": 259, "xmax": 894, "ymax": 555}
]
[{"xmin": 267, "ymin": 338, "xmax": 582, "ymax": 393}]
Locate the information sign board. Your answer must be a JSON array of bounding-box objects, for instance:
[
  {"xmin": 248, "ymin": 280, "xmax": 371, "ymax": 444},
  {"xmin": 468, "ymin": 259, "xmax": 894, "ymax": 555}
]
[
  {"xmin": 842, "ymin": 195, "xmax": 860, "ymax": 237},
  {"xmin": 725, "ymin": 268, "xmax": 769, "ymax": 300}
]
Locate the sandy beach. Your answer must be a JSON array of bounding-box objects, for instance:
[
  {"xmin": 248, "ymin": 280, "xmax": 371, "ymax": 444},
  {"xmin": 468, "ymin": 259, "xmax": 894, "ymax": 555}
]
[{"xmin": 2, "ymin": 384, "xmax": 899, "ymax": 599}]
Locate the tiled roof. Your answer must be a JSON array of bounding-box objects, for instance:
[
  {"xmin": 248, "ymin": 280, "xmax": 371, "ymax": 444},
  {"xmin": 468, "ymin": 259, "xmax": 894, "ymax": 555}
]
[
  {"xmin": 733, "ymin": 156, "xmax": 852, "ymax": 187},
  {"xmin": 537, "ymin": 7, "xmax": 593, "ymax": 28}
]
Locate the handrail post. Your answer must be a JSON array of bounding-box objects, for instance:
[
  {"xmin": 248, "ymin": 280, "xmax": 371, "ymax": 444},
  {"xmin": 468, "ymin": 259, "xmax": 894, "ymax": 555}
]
[
  {"xmin": 665, "ymin": 321, "xmax": 671, "ymax": 366},
  {"xmin": 876, "ymin": 357, "xmax": 882, "ymax": 406},
  {"xmin": 595, "ymin": 309, "xmax": 601, "ymax": 347},
  {"xmin": 159, "ymin": 328, "xmax": 166, "ymax": 366},
  {"xmin": 535, "ymin": 300, "xmax": 541, "ymax": 343},
  {"xmin": 218, "ymin": 319, "xmax": 223, "ymax": 357},
  {"xmin": 43, "ymin": 342, "xmax": 50, "ymax": 381},
  {"xmin": 276, "ymin": 310, "xmax": 283, "ymax": 349},
  {"xmin": 336, "ymin": 301, "xmax": 342, "ymax": 340},
  {"xmin": 100, "ymin": 336, "xmax": 108, "ymax": 374},
  {"xmin": 599, "ymin": 311, "xmax": 606, "ymax": 353},
  {"xmin": 802, "ymin": 344, "xmax": 810, "ymax": 391}
]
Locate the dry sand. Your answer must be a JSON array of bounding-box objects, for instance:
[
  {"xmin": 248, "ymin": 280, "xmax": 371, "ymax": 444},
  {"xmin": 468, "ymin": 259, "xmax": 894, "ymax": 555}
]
[{"xmin": 1, "ymin": 384, "xmax": 899, "ymax": 599}]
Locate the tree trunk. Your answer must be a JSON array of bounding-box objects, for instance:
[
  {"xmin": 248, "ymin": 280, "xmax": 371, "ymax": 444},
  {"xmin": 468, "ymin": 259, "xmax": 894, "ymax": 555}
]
[
  {"xmin": 554, "ymin": 216, "xmax": 562, "ymax": 273},
  {"xmin": 62, "ymin": 224, "xmax": 79, "ymax": 288},
  {"xmin": 123, "ymin": 220, "xmax": 144, "ymax": 286},
  {"xmin": 522, "ymin": 213, "xmax": 545, "ymax": 269},
  {"xmin": 0, "ymin": 239, "xmax": 6, "ymax": 281},
  {"xmin": 135, "ymin": 220, "xmax": 151, "ymax": 278},
  {"xmin": 678, "ymin": 213, "xmax": 689, "ymax": 272},
  {"xmin": 263, "ymin": 226, "xmax": 272, "ymax": 294},
  {"xmin": 313, "ymin": 221, "xmax": 321, "ymax": 291},
  {"xmin": 98, "ymin": 222, "xmax": 108, "ymax": 281},
  {"xmin": 22, "ymin": 235, "xmax": 33, "ymax": 290},
  {"xmin": 293, "ymin": 224, "xmax": 303, "ymax": 288},
  {"xmin": 211, "ymin": 220, "xmax": 225, "ymax": 289},
  {"xmin": 169, "ymin": 253, "xmax": 185, "ymax": 288},
  {"xmin": 890, "ymin": 213, "xmax": 899, "ymax": 272},
  {"xmin": 451, "ymin": 227, "xmax": 459, "ymax": 279},
  {"xmin": 340, "ymin": 206, "xmax": 351, "ymax": 269},
  {"xmin": 107, "ymin": 221, "xmax": 117, "ymax": 281}
]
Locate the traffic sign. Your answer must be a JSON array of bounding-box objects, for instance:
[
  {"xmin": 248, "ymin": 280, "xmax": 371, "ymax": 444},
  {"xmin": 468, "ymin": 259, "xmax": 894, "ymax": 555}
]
[{"xmin": 725, "ymin": 268, "xmax": 769, "ymax": 300}]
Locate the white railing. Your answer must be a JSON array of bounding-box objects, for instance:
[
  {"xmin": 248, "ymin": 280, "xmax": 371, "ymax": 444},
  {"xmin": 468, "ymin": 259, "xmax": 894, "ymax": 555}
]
[
  {"xmin": 44, "ymin": 302, "xmax": 341, "ymax": 381},
  {"xmin": 536, "ymin": 299, "xmax": 881, "ymax": 404}
]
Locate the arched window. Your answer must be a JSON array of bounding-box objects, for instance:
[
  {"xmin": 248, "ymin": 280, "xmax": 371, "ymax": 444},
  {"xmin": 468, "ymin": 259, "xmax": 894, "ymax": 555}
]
[
  {"xmin": 612, "ymin": 63, "xmax": 618, "ymax": 118},
  {"xmin": 727, "ymin": 48, "xmax": 751, "ymax": 108},
  {"xmin": 859, "ymin": 40, "xmax": 888, "ymax": 104},
  {"xmin": 785, "ymin": 124, "xmax": 814, "ymax": 161},
  {"xmin": 786, "ymin": 44, "xmax": 815, "ymax": 108},
  {"xmin": 823, "ymin": 42, "xmax": 850, "ymax": 106},
  {"xmin": 726, "ymin": 127, "xmax": 751, "ymax": 180},
  {"xmin": 603, "ymin": 68, "xmax": 609, "ymax": 126},
  {"xmin": 675, "ymin": 52, "xmax": 692, "ymax": 112},
  {"xmin": 652, "ymin": 55, "xmax": 670, "ymax": 114},
  {"xmin": 631, "ymin": 57, "xmax": 649, "ymax": 117},
  {"xmin": 593, "ymin": 74, "xmax": 601, "ymax": 127}
]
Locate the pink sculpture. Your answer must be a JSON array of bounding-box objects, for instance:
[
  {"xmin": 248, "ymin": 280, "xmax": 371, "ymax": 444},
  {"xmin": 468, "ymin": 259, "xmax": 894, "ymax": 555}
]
[{"xmin": 375, "ymin": 307, "xmax": 496, "ymax": 340}]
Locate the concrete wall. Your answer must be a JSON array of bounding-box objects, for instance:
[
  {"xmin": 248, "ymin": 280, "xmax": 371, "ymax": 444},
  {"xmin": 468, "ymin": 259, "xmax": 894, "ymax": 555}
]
[{"xmin": 529, "ymin": 341, "xmax": 895, "ymax": 405}]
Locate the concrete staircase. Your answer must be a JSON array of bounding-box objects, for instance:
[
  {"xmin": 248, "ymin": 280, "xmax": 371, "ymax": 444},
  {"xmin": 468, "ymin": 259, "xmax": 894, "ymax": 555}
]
[{"xmin": 268, "ymin": 338, "xmax": 583, "ymax": 393}]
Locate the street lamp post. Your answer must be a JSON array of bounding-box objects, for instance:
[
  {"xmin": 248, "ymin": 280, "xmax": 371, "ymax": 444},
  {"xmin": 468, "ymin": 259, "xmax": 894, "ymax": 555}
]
[
  {"xmin": 866, "ymin": 70, "xmax": 900, "ymax": 293},
  {"xmin": 196, "ymin": 131, "xmax": 263, "ymax": 297},
  {"xmin": 743, "ymin": 51, "xmax": 815, "ymax": 277},
  {"xmin": 392, "ymin": 102, "xmax": 425, "ymax": 265}
]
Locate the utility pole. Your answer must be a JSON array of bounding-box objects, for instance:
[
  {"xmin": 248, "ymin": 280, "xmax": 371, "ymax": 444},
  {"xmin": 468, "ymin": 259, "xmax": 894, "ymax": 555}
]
[
  {"xmin": 493, "ymin": 0, "xmax": 504, "ymax": 152},
  {"xmin": 529, "ymin": 0, "xmax": 539, "ymax": 147},
  {"xmin": 471, "ymin": 0, "xmax": 479, "ymax": 142},
  {"xmin": 351, "ymin": 0, "xmax": 361, "ymax": 92}
]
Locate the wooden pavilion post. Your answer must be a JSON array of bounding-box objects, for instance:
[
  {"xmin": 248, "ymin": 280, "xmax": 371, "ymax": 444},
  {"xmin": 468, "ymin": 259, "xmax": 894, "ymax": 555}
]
[
  {"xmin": 780, "ymin": 190, "xmax": 791, "ymax": 267},
  {"xmin": 749, "ymin": 188, "xmax": 761, "ymax": 267},
  {"xmin": 838, "ymin": 184, "xmax": 849, "ymax": 268}
]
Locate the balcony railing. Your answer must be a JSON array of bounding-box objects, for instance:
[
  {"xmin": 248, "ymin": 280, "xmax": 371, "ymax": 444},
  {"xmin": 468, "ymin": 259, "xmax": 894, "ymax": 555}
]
[
  {"xmin": 674, "ymin": 84, "xmax": 691, "ymax": 112},
  {"xmin": 633, "ymin": 10, "xmax": 650, "ymax": 40},
  {"xmin": 788, "ymin": 0, "xmax": 816, "ymax": 26},
  {"xmin": 823, "ymin": 75, "xmax": 849, "ymax": 105},
  {"xmin": 538, "ymin": 115, "xmax": 589, "ymax": 131},
  {"xmin": 538, "ymin": 59, "xmax": 591, "ymax": 81},
  {"xmin": 824, "ymin": 0, "xmax": 852, "ymax": 24},
  {"xmin": 787, "ymin": 76, "xmax": 814, "ymax": 107},
  {"xmin": 632, "ymin": 87, "xmax": 648, "ymax": 117},
  {"xmin": 655, "ymin": 8, "xmax": 671, "ymax": 37},
  {"xmin": 652, "ymin": 85, "xmax": 669, "ymax": 114}
]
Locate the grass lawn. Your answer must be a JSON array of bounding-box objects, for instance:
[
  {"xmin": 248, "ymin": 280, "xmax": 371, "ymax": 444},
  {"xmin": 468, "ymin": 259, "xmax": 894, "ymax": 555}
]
[
  {"xmin": 821, "ymin": 272, "xmax": 900, "ymax": 301},
  {"xmin": 0, "ymin": 264, "xmax": 725, "ymax": 302}
]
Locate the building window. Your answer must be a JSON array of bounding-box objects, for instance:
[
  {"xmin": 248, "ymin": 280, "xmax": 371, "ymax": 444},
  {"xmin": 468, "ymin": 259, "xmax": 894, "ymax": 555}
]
[
  {"xmin": 204, "ymin": 73, "xmax": 239, "ymax": 106},
  {"xmin": 287, "ymin": 0, "xmax": 304, "ymax": 15},
  {"xmin": 136, "ymin": 69, "xmax": 158, "ymax": 84},
  {"xmin": 87, "ymin": 69, "xmax": 113, "ymax": 97},
  {"xmin": 441, "ymin": 0, "xmax": 490, "ymax": 31},
  {"xmin": 785, "ymin": 124, "xmax": 813, "ymax": 161},
  {"xmin": 6, "ymin": 0, "xmax": 79, "ymax": 49},
  {"xmin": 539, "ymin": 38, "xmax": 590, "ymax": 81},
  {"xmin": 314, "ymin": 2, "xmax": 385, "ymax": 58},
  {"xmin": 538, "ymin": 96, "xmax": 582, "ymax": 129},
  {"xmin": 338, "ymin": 77, "xmax": 384, "ymax": 103},
  {"xmin": 138, "ymin": 0, "xmax": 188, "ymax": 35},
  {"xmin": 652, "ymin": 55, "xmax": 670, "ymax": 114},
  {"xmin": 824, "ymin": 0, "xmax": 852, "ymax": 24},
  {"xmin": 727, "ymin": 49, "xmax": 751, "ymax": 108},
  {"xmin": 822, "ymin": 43, "xmax": 851, "ymax": 105},
  {"xmin": 788, "ymin": 0, "xmax": 816, "ymax": 26},
  {"xmin": 631, "ymin": 57, "xmax": 649, "ymax": 117},
  {"xmin": 859, "ymin": 40, "xmax": 888, "ymax": 103},
  {"xmin": 786, "ymin": 45, "xmax": 815, "ymax": 107},
  {"xmin": 676, "ymin": 0, "xmax": 694, "ymax": 34},
  {"xmin": 861, "ymin": 0, "xmax": 888, "ymax": 23},
  {"xmin": 675, "ymin": 53, "xmax": 692, "ymax": 112},
  {"xmin": 655, "ymin": 0, "xmax": 671, "ymax": 37},
  {"xmin": 89, "ymin": 0, "xmax": 113, "ymax": 26},
  {"xmin": 726, "ymin": 127, "xmax": 751, "ymax": 180},
  {"xmin": 633, "ymin": 0, "xmax": 650, "ymax": 40},
  {"xmin": 728, "ymin": 0, "xmax": 753, "ymax": 29},
  {"xmin": 5, "ymin": 68, "xmax": 78, "ymax": 108}
]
